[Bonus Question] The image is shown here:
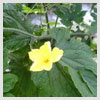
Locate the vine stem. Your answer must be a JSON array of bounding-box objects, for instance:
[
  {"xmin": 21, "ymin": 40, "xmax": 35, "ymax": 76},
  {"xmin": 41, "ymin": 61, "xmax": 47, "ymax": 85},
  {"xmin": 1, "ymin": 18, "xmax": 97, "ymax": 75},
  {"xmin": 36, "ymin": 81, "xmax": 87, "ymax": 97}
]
[
  {"xmin": 4, "ymin": 27, "xmax": 89, "ymax": 41},
  {"xmin": 43, "ymin": 4, "xmax": 50, "ymax": 34},
  {"xmin": 3, "ymin": 27, "xmax": 34, "ymax": 37},
  {"xmin": 3, "ymin": 27, "xmax": 52, "ymax": 40},
  {"xmin": 55, "ymin": 16, "xmax": 58, "ymax": 28}
]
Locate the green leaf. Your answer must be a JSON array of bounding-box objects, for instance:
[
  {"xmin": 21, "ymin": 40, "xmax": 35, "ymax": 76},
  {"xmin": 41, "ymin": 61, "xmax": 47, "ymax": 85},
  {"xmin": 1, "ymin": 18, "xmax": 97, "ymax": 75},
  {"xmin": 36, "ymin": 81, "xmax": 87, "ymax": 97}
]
[
  {"xmin": 11, "ymin": 68, "xmax": 37, "ymax": 97},
  {"xmin": 3, "ymin": 73, "xmax": 18, "ymax": 93},
  {"xmin": 3, "ymin": 47, "xmax": 9, "ymax": 72},
  {"xmin": 54, "ymin": 8, "xmax": 72, "ymax": 26},
  {"xmin": 79, "ymin": 70, "xmax": 97, "ymax": 96},
  {"xmin": 22, "ymin": 6, "xmax": 34, "ymax": 14},
  {"xmin": 50, "ymin": 27, "xmax": 97, "ymax": 75},
  {"xmin": 3, "ymin": 9, "xmax": 39, "ymax": 36},
  {"xmin": 58, "ymin": 39, "xmax": 97, "ymax": 75},
  {"xmin": 50, "ymin": 27, "xmax": 97, "ymax": 96},
  {"xmin": 74, "ymin": 4, "xmax": 82, "ymax": 12},
  {"xmin": 49, "ymin": 27, "xmax": 70, "ymax": 47},
  {"xmin": 88, "ymin": 22, "xmax": 97, "ymax": 35},
  {"xmin": 3, "ymin": 93, "xmax": 15, "ymax": 97},
  {"xmin": 88, "ymin": 11, "xmax": 97, "ymax": 35},
  {"xmin": 4, "ymin": 34, "xmax": 30, "ymax": 51},
  {"xmin": 54, "ymin": 4, "xmax": 86, "ymax": 26},
  {"xmin": 3, "ymin": 3, "xmax": 18, "ymax": 10},
  {"xmin": 12, "ymin": 44, "xmax": 30, "ymax": 57},
  {"xmin": 8, "ymin": 55, "xmax": 37, "ymax": 97},
  {"xmin": 68, "ymin": 67, "xmax": 94, "ymax": 97},
  {"xmin": 43, "ymin": 20, "xmax": 60, "ymax": 26},
  {"xmin": 22, "ymin": 6, "xmax": 44, "ymax": 14},
  {"xmin": 31, "ymin": 63, "xmax": 81, "ymax": 97}
]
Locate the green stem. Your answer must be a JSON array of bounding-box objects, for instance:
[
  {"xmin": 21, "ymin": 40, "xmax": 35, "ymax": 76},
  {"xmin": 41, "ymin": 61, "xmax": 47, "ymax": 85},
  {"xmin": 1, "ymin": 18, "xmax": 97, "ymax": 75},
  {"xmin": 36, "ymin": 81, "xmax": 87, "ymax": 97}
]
[
  {"xmin": 43, "ymin": 4, "xmax": 50, "ymax": 33},
  {"xmin": 3, "ymin": 27, "xmax": 35, "ymax": 38},
  {"xmin": 4, "ymin": 28, "xmax": 89, "ymax": 42},
  {"xmin": 55, "ymin": 16, "xmax": 58, "ymax": 28},
  {"xmin": 3, "ymin": 27, "xmax": 52, "ymax": 40},
  {"xmin": 71, "ymin": 33, "xmax": 89, "ymax": 37}
]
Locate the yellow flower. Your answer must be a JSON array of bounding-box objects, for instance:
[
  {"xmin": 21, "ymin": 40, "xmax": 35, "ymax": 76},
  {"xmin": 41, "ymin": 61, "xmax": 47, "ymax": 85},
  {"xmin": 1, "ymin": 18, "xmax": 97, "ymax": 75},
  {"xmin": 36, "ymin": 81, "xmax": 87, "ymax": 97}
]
[{"xmin": 28, "ymin": 41, "xmax": 64, "ymax": 72}]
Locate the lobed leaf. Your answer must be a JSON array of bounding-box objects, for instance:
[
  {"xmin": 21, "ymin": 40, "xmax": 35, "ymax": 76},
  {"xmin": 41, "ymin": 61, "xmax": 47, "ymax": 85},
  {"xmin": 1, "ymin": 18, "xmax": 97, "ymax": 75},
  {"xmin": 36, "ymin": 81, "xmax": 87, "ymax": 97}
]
[
  {"xmin": 54, "ymin": 4, "xmax": 86, "ymax": 26},
  {"xmin": 49, "ymin": 27, "xmax": 70, "ymax": 48},
  {"xmin": 50, "ymin": 27, "xmax": 97, "ymax": 96},
  {"xmin": 31, "ymin": 63, "xmax": 81, "ymax": 97}
]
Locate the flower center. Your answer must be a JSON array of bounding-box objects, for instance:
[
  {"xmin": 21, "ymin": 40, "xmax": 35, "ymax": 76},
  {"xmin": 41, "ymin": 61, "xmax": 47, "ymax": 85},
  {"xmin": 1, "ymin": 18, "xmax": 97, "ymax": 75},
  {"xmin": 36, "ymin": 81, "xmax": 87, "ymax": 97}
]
[{"xmin": 44, "ymin": 59, "xmax": 49, "ymax": 63}]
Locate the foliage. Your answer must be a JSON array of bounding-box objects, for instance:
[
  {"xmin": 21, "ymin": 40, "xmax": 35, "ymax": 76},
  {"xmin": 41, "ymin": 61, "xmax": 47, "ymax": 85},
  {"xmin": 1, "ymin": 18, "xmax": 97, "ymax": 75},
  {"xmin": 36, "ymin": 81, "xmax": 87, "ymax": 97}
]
[
  {"xmin": 54, "ymin": 4, "xmax": 86, "ymax": 26},
  {"xmin": 3, "ymin": 3, "xmax": 97, "ymax": 97},
  {"xmin": 3, "ymin": 73, "xmax": 18, "ymax": 93}
]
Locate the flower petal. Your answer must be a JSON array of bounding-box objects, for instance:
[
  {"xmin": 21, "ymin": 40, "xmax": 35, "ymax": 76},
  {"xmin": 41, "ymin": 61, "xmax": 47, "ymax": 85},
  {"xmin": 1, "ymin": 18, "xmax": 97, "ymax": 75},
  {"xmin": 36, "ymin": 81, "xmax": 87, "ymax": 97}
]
[
  {"xmin": 28, "ymin": 49, "xmax": 40, "ymax": 61},
  {"xmin": 51, "ymin": 47, "xmax": 64, "ymax": 62},
  {"xmin": 30, "ymin": 61, "xmax": 44, "ymax": 71},
  {"xmin": 40, "ymin": 41, "xmax": 51, "ymax": 56}
]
